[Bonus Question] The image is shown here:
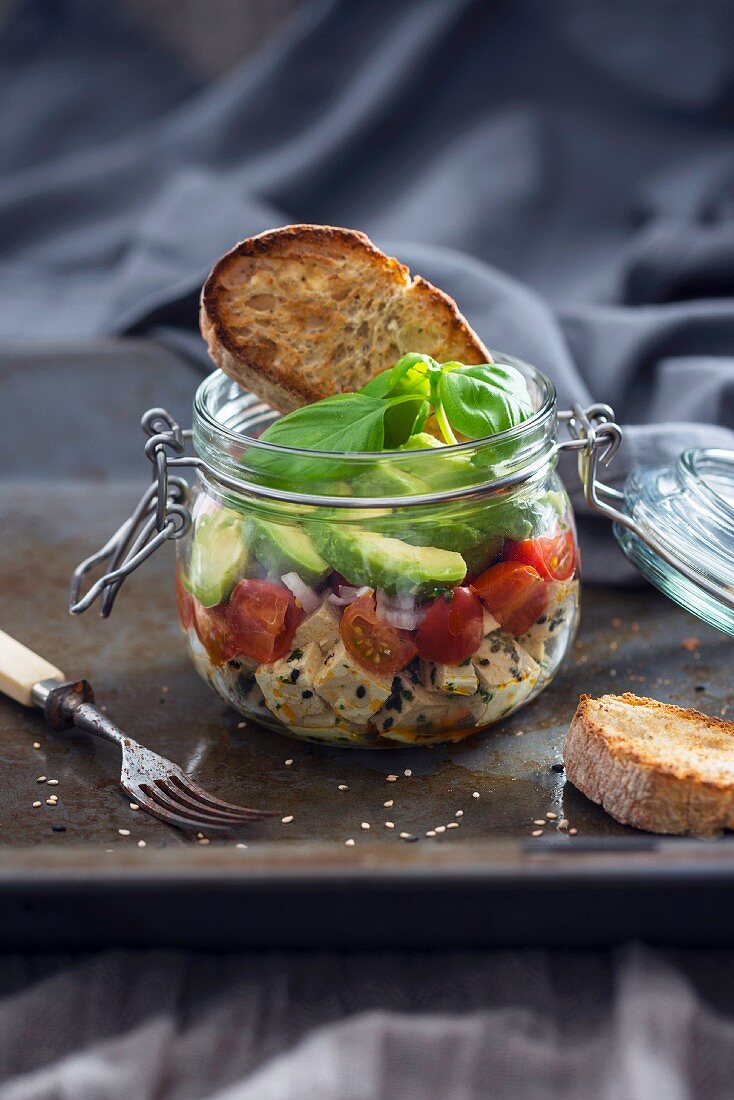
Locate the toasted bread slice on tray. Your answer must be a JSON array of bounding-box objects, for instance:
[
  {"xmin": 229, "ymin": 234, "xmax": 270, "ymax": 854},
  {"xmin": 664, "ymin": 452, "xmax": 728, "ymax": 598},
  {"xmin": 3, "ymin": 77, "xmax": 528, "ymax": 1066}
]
[
  {"xmin": 200, "ymin": 225, "xmax": 490, "ymax": 412},
  {"xmin": 565, "ymin": 693, "xmax": 734, "ymax": 836}
]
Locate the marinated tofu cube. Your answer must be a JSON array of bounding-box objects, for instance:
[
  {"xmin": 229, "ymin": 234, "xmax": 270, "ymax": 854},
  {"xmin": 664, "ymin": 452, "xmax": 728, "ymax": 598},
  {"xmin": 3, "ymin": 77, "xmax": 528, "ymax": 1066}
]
[
  {"xmin": 374, "ymin": 675, "xmax": 474, "ymax": 738},
  {"xmin": 470, "ymin": 630, "xmax": 540, "ymax": 725},
  {"xmin": 517, "ymin": 579, "xmax": 579, "ymax": 666},
  {"xmin": 420, "ymin": 658, "xmax": 479, "ymax": 696},
  {"xmin": 482, "ymin": 609, "xmax": 502, "ymax": 637},
  {"xmin": 312, "ymin": 641, "xmax": 392, "ymax": 724},
  {"xmin": 256, "ymin": 642, "xmax": 334, "ymax": 726},
  {"xmin": 292, "ymin": 600, "xmax": 341, "ymax": 655}
]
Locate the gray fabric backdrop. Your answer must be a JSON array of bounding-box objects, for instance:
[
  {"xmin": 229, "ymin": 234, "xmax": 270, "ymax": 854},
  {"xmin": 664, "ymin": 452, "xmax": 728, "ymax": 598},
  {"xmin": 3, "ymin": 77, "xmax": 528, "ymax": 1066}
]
[{"xmin": 3, "ymin": 1, "xmax": 734, "ymax": 1096}]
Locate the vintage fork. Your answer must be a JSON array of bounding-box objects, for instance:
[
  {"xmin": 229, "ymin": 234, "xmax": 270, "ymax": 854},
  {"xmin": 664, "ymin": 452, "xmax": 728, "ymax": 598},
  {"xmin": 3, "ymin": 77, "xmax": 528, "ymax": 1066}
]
[{"xmin": 0, "ymin": 629, "xmax": 278, "ymax": 834}]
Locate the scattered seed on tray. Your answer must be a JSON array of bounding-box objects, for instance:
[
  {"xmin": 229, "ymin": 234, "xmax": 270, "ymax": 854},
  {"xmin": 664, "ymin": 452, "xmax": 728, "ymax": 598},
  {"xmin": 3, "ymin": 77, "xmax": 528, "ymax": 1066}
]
[
  {"xmin": 399, "ymin": 832, "xmax": 412, "ymax": 839},
  {"xmin": 472, "ymin": 792, "xmax": 480, "ymax": 799},
  {"xmin": 546, "ymin": 812, "xmax": 558, "ymax": 820},
  {"xmin": 285, "ymin": 759, "xmax": 294, "ymax": 766},
  {"xmin": 531, "ymin": 829, "xmax": 543, "ymax": 837},
  {"xmin": 533, "ymin": 819, "xmax": 545, "ymax": 826},
  {"xmin": 385, "ymin": 822, "xmax": 395, "ymax": 829},
  {"xmin": 425, "ymin": 830, "xmax": 436, "ymax": 837},
  {"xmin": 447, "ymin": 822, "xmax": 459, "ymax": 830},
  {"xmin": 161, "ymin": 686, "xmax": 170, "ymax": 694},
  {"xmin": 338, "ymin": 784, "xmax": 349, "ymax": 791},
  {"xmin": 118, "ymin": 829, "xmax": 130, "ymax": 837},
  {"xmin": 32, "ymin": 801, "xmax": 41, "ymax": 808},
  {"xmin": 569, "ymin": 828, "xmax": 578, "ymax": 836},
  {"xmin": 384, "ymin": 800, "xmax": 393, "ymax": 808},
  {"xmin": 435, "ymin": 825, "xmax": 446, "ymax": 834},
  {"xmin": 52, "ymin": 825, "xmax": 66, "ymax": 833},
  {"xmin": 36, "ymin": 776, "xmax": 46, "ymax": 783},
  {"xmin": 137, "ymin": 840, "xmax": 146, "ymax": 848},
  {"xmin": 197, "ymin": 832, "xmax": 204, "ymax": 839},
  {"xmin": 236, "ymin": 843, "xmax": 247, "ymax": 850},
  {"xmin": 345, "ymin": 838, "xmax": 355, "ymax": 847},
  {"xmin": 281, "ymin": 815, "xmax": 294, "ymax": 824},
  {"xmin": 361, "ymin": 822, "xmax": 370, "ymax": 830},
  {"xmin": 558, "ymin": 819, "xmax": 569, "ymax": 830},
  {"xmin": 32, "ymin": 742, "xmax": 40, "ymax": 750},
  {"xmin": 47, "ymin": 779, "xmax": 59, "ymax": 786},
  {"xmin": 455, "ymin": 810, "xmax": 464, "ymax": 818},
  {"xmin": 130, "ymin": 803, "xmax": 139, "ymax": 811},
  {"xmin": 237, "ymin": 721, "xmax": 247, "ymax": 728},
  {"xmin": 45, "ymin": 799, "xmax": 56, "ymax": 806},
  {"xmin": 695, "ymin": 685, "xmax": 706, "ymax": 693},
  {"xmin": 198, "ymin": 838, "xmax": 211, "ymax": 846},
  {"xmin": 404, "ymin": 769, "xmax": 412, "ymax": 777},
  {"xmin": 386, "ymin": 775, "xmax": 398, "ymax": 782}
]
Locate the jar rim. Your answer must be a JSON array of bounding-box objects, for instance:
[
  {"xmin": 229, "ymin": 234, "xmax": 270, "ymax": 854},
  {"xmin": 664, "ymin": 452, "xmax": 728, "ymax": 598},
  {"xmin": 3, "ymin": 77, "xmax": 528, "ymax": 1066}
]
[{"xmin": 193, "ymin": 353, "xmax": 557, "ymax": 462}]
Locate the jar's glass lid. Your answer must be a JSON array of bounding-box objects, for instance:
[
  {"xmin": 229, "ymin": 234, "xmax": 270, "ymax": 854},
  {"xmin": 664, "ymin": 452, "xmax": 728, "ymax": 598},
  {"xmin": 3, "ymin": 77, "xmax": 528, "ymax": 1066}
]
[{"xmin": 615, "ymin": 448, "xmax": 734, "ymax": 638}]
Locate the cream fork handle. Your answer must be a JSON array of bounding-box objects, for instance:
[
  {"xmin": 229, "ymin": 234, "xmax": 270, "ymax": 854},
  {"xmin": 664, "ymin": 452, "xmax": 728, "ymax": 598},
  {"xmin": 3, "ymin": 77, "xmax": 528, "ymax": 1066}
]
[{"xmin": 0, "ymin": 629, "xmax": 65, "ymax": 707}]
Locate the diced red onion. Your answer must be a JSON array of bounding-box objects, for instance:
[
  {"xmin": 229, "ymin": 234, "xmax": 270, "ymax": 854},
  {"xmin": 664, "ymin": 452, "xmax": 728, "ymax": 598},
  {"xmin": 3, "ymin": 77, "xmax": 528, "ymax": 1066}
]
[
  {"xmin": 376, "ymin": 589, "xmax": 426, "ymax": 631},
  {"xmin": 280, "ymin": 572, "xmax": 321, "ymax": 613},
  {"xmin": 327, "ymin": 585, "xmax": 371, "ymax": 607}
]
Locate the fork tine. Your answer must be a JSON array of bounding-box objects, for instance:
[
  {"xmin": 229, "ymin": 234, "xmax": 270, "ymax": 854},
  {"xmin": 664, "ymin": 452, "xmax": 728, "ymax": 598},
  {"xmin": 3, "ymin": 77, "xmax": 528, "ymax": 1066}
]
[
  {"xmin": 125, "ymin": 786, "xmax": 235, "ymax": 833},
  {"xmin": 140, "ymin": 782, "xmax": 255, "ymax": 828},
  {"xmin": 159, "ymin": 778, "xmax": 264, "ymax": 822},
  {"xmin": 170, "ymin": 773, "xmax": 280, "ymax": 818}
]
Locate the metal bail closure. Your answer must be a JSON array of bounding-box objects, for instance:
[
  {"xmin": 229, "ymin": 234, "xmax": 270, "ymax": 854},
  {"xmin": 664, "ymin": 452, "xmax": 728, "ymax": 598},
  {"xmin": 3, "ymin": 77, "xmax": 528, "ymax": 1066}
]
[
  {"xmin": 559, "ymin": 404, "xmax": 734, "ymax": 638},
  {"xmin": 69, "ymin": 409, "xmax": 196, "ymax": 617}
]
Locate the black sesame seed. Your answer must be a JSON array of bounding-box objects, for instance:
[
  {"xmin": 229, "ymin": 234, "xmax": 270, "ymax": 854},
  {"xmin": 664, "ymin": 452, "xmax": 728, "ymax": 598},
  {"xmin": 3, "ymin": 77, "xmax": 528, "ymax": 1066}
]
[
  {"xmin": 695, "ymin": 685, "xmax": 706, "ymax": 692},
  {"xmin": 52, "ymin": 824, "xmax": 66, "ymax": 833},
  {"xmin": 302, "ymin": 689, "xmax": 314, "ymax": 699},
  {"xmin": 356, "ymin": 685, "xmax": 366, "ymax": 699},
  {"xmin": 290, "ymin": 668, "xmax": 301, "ymax": 683},
  {"xmin": 551, "ymin": 762, "xmax": 565, "ymax": 773},
  {"xmin": 383, "ymin": 717, "xmax": 394, "ymax": 730}
]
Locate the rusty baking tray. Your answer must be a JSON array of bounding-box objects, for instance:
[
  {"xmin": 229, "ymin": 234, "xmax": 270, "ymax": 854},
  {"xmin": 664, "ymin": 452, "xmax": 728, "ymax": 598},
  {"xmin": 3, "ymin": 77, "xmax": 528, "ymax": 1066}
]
[{"xmin": 2, "ymin": 341, "xmax": 734, "ymax": 949}]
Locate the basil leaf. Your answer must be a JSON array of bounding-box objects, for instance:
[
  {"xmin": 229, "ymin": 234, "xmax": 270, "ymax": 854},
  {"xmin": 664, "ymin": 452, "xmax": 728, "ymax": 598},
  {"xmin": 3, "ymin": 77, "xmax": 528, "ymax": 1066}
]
[
  {"xmin": 360, "ymin": 353, "xmax": 434, "ymax": 401},
  {"xmin": 439, "ymin": 364, "xmax": 532, "ymax": 439},
  {"xmin": 260, "ymin": 393, "xmax": 393, "ymax": 453}
]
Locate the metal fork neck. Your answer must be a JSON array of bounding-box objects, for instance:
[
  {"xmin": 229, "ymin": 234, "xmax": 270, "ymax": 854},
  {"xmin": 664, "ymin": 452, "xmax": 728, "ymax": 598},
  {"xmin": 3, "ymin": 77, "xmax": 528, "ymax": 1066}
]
[{"xmin": 31, "ymin": 678, "xmax": 126, "ymax": 747}]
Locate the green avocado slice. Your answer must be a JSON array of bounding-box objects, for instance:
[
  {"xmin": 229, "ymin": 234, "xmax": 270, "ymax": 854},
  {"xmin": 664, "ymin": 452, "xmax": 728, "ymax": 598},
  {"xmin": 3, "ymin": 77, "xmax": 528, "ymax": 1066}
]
[
  {"xmin": 249, "ymin": 518, "xmax": 330, "ymax": 586},
  {"xmin": 309, "ymin": 525, "xmax": 466, "ymax": 597},
  {"xmin": 188, "ymin": 509, "xmax": 249, "ymax": 607}
]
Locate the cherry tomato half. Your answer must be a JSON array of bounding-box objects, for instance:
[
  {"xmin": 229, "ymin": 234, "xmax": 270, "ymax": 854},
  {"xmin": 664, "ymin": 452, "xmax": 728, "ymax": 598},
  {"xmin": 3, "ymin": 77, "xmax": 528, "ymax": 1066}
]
[
  {"xmin": 471, "ymin": 562, "xmax": 548, "ymax": 636},
  {"xmin": 414, "ymin": 586, "xmax": 483, "ymax": 664},
  {"xmin": 340, "ymin": 591, "xmax": 418, "ymax": 677},
  {"xmin": 505, "ymin": 530, "xmax": 576, "ymax": 582},
  {"xmin": 225, "ymin": 579, "xmax": 303, "ymax": 664},
  {"xmin": 193, "ymin": 600, "xmax": 239, "ymax": 665}
]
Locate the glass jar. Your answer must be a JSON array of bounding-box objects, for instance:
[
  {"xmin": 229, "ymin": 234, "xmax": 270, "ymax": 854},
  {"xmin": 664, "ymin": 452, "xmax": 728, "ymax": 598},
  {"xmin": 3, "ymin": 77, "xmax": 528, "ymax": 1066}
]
[
  {"xmin": 70, "ymin": 353, "xmax": 734, "ymax": 748},
  {"xmin": 170, "ymin": 355, "xmax": 580, "ymax": 747}
]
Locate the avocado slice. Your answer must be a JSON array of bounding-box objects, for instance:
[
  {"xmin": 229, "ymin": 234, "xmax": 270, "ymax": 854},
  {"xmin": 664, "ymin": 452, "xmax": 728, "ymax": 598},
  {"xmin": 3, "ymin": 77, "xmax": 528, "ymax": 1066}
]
[
  {"xmin": 351, "ymin": 462, "xmax": 429, "ymax": 498},
  {"xmin": 249, "ymin": 518, "xmax": 330, "ymax": 586},
  {"xmin": 189, "ymin": 509, "xmax": 249, "ymax": 607},
  {"xmin": 310, "ymin": 525, "xmax": 466, "ymax": 597}
]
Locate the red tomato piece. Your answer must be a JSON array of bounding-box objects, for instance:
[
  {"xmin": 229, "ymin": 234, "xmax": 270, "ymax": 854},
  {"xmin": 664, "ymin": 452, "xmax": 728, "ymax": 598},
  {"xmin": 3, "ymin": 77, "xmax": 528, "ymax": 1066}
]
[
  {"xmin": 471, "ymin": 562, "xmax": 548, "ymax": 636},
  {"xmin": 340, "ymin": 591, "xmax": 418, "ymax": 677},
  {"xmin": 225, "ymin": 579, "xmax": 303, "ymax": 664},
  {"xmin": 414, "ymin": 586, "xmax": 484, "ymax": 664},
  {"xmin": 193, "ymin": 600, "xmax": 239, "ymax": 665},
  {"xmin": 175, "ymin": 566, "xmax": 195, "ymax": 631},
  {"xmin": 505, "ymin": 531, "xmax": 576, "ymax": 582}
]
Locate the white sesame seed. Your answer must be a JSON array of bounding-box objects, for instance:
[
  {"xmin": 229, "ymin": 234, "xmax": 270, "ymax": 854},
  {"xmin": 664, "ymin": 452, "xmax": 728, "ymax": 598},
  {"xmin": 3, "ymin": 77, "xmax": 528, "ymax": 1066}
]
[
  {"xmin": 48, "ymin": 796, "xmax": 58, "ymax": 803},
  {"xmin": 198, "ymin": 837, "xmax": 211, "ymax": 845},
  {"xmin": 236, "ymin": 843, "xmax": 247, "ymax": 850},
  {"xmin": 425, "ymin": 830, "xmax": 437, "ymax": 837},
  {"xmin": 36, "ymin": 776, "xmax": 46, "ymax": 783},
  {"xmin": 345, "ymin": 838, "xmax": 355, "ymax": 847},
  {"xmin": 546, "ymin": 812, "xmax": 558, "ymax": 820},
  {"xmin": 161, "ymin": 686, "xmax": 170, "ymax": 694},
  {"xmin": 197, "ymin": 832, "xmax": 204, "ymax": 839},
  {"xmin": 338, "ymin": 784, "xmax": 349, "ymax": 791},
  {"xmin": 399, "ymin": 832, "xmax": 412, "ymax": 839},
  {"xmin": 137, "ymin": 840, "xmax": 146, "ymax": 848},
  {"xmin": 32, "ymin": 801, "xmax": 41, "ymax": 808},
  {"xmin": 447, "ymin": 822, "xmax": 459, "ymax": 829},
  {"xmin": 361, "ymin": 822, "xmax": 370, "ymax": 830},
  {"xmin": 237, "ymin": 721, "xmax": 247, "ymax": 728},
  {"xmin": 569, "ymin": 828, "xmax": 578, "ymax": 836},
  {"xmin": 386, "ymin": 774, "xmax": 398, "ymax": 782},
  {"xmin": 455, "ymin": 810, "xmax": 464, "ymax": 817},
  {"xmin": 558, "ymin": 819, "xmax": 569, "ymax": 829},
  {"xmin": 284, "ymin": 759, "xmax": 294, "ymax": 766},
  {"xmin": 32, "ymin": 742, "xmax": 40, "ymax": 750},
  {"xmin": 404, "ymin": 769, "xmax": 412, "ymax": 777},
  {"xmin": 46, "ymin": 798, "xmax": 56, "ymax": 806},
  {"xmin": 384, "ymin": 799, "xmax": 393, "ymax": 808},
  {"xmin": 533, "ymin": 819, "xmax": 546, "ymax": 826},
  {"xmin": 130, "ymin": 803, "xmax": 139, "ymax": 811},
  {"xmin": 531, "ymin": 829, "xmax": 543, "ymax": 837},
  {"xmin": 435, "ymin": 825, "xmax": 446, "ymax": 834},
  {"xmin": 47, "ymin": 779, "xmax": 59, "ymax": 786},
  {"xmin": 472, "ymin": 791, "xmax": 480, "ymax": 799},
  {"xmin": 118, "ymin": 829, "xmax": 130, "ymax": 837},
  {"xmin": 385, "ymin": 821, "xmax": 395, "ymax": 829},
  {"xmin": 281, "ymin": 815, "xmax": 294, "ymax": 824}
]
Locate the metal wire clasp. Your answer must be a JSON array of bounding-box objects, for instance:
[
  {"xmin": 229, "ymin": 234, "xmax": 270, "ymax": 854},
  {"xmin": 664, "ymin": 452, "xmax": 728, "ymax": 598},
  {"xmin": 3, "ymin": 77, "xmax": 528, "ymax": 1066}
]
[
  {"xmin": 556, "ymin": 402, "xmax": 634, "ymax": 530},
  {"xmin": 69, "ymin": 409, "xmax": 197, "ymax": 617}
]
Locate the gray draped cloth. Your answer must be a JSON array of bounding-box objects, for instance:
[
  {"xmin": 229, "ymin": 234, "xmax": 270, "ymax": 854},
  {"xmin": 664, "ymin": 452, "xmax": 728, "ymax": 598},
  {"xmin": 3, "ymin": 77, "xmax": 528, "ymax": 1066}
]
[{"xmin": 3, "ymin": 1, "xmax": 734, "ymax": 1097}]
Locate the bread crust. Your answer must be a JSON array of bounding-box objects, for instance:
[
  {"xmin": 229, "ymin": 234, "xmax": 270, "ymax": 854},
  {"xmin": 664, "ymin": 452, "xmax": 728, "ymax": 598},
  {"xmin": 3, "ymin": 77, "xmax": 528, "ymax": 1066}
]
[
  {"xmin": 564, "ymin": 693, "xmax": 734, "ymax": 836},
  {"xmin": 200, "ymin": 225, "xmax": 491, "ymax": 412}
]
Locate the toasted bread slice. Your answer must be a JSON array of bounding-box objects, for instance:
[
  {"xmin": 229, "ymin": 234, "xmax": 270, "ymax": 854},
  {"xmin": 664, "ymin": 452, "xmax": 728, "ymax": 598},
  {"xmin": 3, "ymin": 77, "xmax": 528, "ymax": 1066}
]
[
  {"xmin": 565, "ymin": 693, "xmax": 734, "ymax": 836},
  {"xmin": 200, "ymin": 225, "xmax": 491, "ymax": 412}
]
